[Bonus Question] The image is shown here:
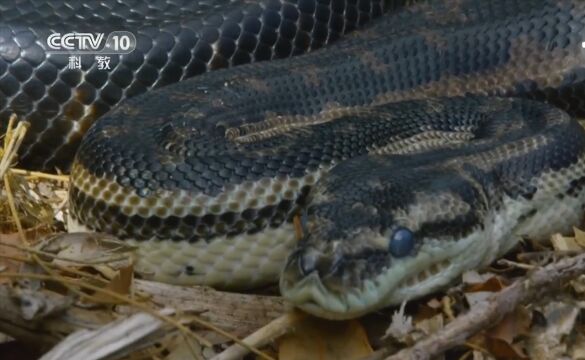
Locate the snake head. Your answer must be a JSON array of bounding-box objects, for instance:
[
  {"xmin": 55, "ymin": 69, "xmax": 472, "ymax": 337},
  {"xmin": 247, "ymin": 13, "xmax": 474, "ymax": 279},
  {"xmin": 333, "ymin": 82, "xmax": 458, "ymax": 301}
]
[{"xmin": 280, "ymin": 155, "xmax": 494, "ymax": 319}]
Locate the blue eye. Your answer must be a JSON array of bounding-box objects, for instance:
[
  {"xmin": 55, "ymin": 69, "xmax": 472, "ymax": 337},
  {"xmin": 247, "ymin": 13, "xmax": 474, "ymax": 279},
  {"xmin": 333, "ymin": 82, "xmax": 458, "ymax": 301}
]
[{"xmin": 389, "ymin": 227, "xmax": 415, "ymax": 257}]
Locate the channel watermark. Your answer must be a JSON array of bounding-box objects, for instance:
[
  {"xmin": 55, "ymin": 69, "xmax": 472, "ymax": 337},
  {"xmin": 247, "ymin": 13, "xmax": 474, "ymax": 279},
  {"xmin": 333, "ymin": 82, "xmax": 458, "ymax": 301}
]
[{"xmin": 46, "ymin": 31, "xmax": 136, "ymax": 54}]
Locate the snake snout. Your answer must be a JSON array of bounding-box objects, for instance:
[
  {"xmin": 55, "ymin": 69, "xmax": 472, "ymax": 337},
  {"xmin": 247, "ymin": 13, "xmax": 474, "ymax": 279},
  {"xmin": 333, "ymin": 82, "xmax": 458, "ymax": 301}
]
[
  {"xmin": 298, "ymin": 247, "xmax": 342, "ymax": 277},
  {"xmin": 282, "ymin": 246, "xmax": 343, "ymax": 285}
]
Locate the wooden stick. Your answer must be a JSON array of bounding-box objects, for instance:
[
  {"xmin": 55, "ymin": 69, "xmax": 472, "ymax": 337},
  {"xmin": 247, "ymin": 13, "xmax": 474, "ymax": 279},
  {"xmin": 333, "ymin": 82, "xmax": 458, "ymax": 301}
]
[
  {"xmin": 212, "ymin": 311, "xmax": 305, "ymax": 360},
  {"xmin": 0, "ymin": 280, "xmax": 286, "ymax": 353}
]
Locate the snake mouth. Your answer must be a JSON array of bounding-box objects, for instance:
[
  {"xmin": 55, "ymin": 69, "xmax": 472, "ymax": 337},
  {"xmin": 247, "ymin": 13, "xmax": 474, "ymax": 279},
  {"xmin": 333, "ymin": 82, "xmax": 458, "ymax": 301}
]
[
  {"xmin": 280, "ymin": 272, "xmax": 375, "ymax": 320},
  {"xmin": 397, "ymin": 259, "xmax": 452, "ymax": 289},
  {"xmin": 280, "ymin": 258, "xmax": 454, "ymax": 320},
  {"xmin": 280, "ymin": 229, "xmax": 487, "ymax": 320}
]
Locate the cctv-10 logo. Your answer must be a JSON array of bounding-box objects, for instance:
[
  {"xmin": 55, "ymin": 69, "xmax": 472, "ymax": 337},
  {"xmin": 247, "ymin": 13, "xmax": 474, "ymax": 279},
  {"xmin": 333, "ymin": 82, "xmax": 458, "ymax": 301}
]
[{"xmin": 46, "ymin": 31, "xmax": 136, "ymax": 54}]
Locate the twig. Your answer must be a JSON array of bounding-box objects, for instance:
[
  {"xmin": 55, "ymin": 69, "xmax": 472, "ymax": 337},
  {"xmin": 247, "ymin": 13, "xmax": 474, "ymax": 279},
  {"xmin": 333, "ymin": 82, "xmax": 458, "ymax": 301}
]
[
  {"xmin": 0, "ymin": 115, "xmax": 29, "ymax": 178},
  {"xmin": 131, "ymin": 280, "xmax": 286, "ymax": 337},
  {"xmin": 40, "ymin": 309, "xmax": 176, "ymax": 360},
  {"xmin": 4, "ymin": 174, "xmax": 28, "ymax": 245},
  {"xmin": 0, "ymin": 252, "xmax": 116, "ymax": 288},
  {"xmin": 497, "ymin": 258, "xmax": 535, "ymax": 270},
  {"xmin": 212, "ymin": 311, "xmax": 305, "ymax": 360},
  {"xmin": 9, "ymin": 169, "xmax": 69, "ymax": 182},
  {"xmin": 365, "ymin": 252, "xmax": 585, "ymax": 360},
  {"xmin": 441, "ymin": 296, "xmax": 455, "ymax": 321},
  {"xmin": 0, "ymin": 275, "xmax": 286, "ymax": 358},
  {"xmin": 0, "ymin": 272, "xmax": 211, "ymax": 348},
  {"xmin": 0, "ymin": 240, "xmax": 132, "ymax": 265}
]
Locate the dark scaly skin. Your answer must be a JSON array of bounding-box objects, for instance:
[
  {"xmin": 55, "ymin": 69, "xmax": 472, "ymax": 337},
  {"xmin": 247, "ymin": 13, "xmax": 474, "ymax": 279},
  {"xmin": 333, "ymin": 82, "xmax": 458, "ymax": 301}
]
[
  {"xmin": 0, "ymin": 0, "xmax": 401, "ymax": 170},
  {"xmin": 73, "ymin": 0, "xmax": 585, "ymax": 203}
]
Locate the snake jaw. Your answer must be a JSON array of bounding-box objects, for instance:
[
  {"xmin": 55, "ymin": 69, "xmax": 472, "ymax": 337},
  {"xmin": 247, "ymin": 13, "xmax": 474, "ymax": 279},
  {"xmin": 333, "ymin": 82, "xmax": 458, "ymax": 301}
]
[
  {"xmin": 280, "ymin": 227, "xmax": 490, "ymax": 319},
  {"xmin": 280, "ymin": 243, "xmax": 390, "ymax": 319},
  {"xmin": 279, "ymin": 244, "xmax": 379, "ymax": 318},
  {"xmin": 280, "ymin": 270, "xmax": 378, "ymax": 319}
]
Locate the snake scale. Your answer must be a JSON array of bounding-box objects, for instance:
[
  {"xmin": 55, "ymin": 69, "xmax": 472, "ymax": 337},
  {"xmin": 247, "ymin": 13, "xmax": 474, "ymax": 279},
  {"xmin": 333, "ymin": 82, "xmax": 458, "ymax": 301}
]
[
  {"xmin": 4, "ymin": 0, "xmax": 585, "ymax": 319},
  {"xmin": 0, "ymin": 0, "xmax": 399, "ymax": 170}
]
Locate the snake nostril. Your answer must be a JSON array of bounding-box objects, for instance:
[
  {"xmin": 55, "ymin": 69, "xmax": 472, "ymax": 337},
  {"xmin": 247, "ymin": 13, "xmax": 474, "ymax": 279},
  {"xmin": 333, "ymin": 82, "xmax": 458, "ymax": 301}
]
[
  {"xmin": 299, "ymin": 251, "xmax": 318, "ymax": 276},
  {"xmin": 298, "ymin": 248, "xmax": 339, "ymax": 277}
]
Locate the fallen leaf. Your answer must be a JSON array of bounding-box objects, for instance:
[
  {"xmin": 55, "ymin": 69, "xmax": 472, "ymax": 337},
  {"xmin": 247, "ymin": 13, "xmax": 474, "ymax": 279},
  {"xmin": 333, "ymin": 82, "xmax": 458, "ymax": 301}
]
[
  {"xmin": 462, "ymin": 270, "xmax": 496, "ymax": 285},
  {"xmin": 0, "ymin": 233, "xmax": 26, "ymax": 283},
  {"xmin": 550, "ymin": 233, "xmax": 581, "ymax": 252},
  {"xmin": 487, "ymin": 307, "xmax": 531, "ymax": 343},
  {"xmin": 108, "ymin": 265, "xmax": 133, "ymax": 294},
  {"xmin": 2, "ymin": 174, "xmax": 54, "ymax": 230},
  {"xmin": 526, "ymin": 301, "xmax": 580, "ymax": 359},
  {"xmin": 415, "ymin": 313, "xmax": 444, "ymax": 336},
  {"xmin": 39, "ymin": 232, "xmax": 134, "ymax": 269},
  {"xmin": 471, "ymin": 349, "xmax": 496, "ymax": 360},
  {"xmin": 279, "ymin": 316, "xmax": 372, "ymax": 360},
  {"xmin": 90, "ymin": 265, "xmax": 134, "ymax": 304},
  {"xmin": 463, "ymin": 276, "xmax": 507, "ymax": 309},
  {"xmin": 573, "ymin": 227, "xmax": 585, "ymax": 249},
  {"xmin": 166, "ymin": 333, "xmax": 203, "ymax": 360},
  {"xmin": 571, "ymin": 274, "xmax": 585, "ymax": 294},
  {"xmin": 413, "ymin": 302, "xmax": 441, "ymax": 323},
  {"xmin": 426, "ymin": 298, "xmax": 442, "ymax": 309},
  {"xmin": 465, "ymin": 276, "xmax": 506, "ymax": 293},
  {"xmin": 485, "ymin": 337, "xmax": 528, "ymax": 360}
]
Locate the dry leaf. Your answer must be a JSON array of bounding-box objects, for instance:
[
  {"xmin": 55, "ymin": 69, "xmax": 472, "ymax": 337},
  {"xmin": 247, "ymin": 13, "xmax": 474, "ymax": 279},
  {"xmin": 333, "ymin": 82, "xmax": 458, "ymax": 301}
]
[
  {"xmin": 484, "ymin": 337, "xmax": 528, "ymax": 360},
  {"xmin": 487, "ymin": 308, "xmax": 531, "ymax": 344},
  {"xmin": 413, "ymin": 302, "xmax": 441, "ymax": 323},
  {"xmin": 527, "ymin": 301, "xmax": 580, "ymax": 359},
  {"xmin": 1, "ymin": 174, "xmax": 54, "ymax": 231},
  {"xmin": 107, "ymin": 265, "xmax": 133, "ymax": 294},
  {"xmin": 166, "ymin": 334, "xmax": 203, "ymax": 360},
  {"xmin": 414, "ymin": 313, "xmax": 444, "ymax": 337},
  {"xmin": 465, "ymin": 276, "xmax": 506, "ymax": 293},
  {"xmin": 0, "ymin": 233, "xmax": 26, "ymax": 283},
  {"xmin": 462, "ymin": 270, "xmax": 496, "ymax": 285},
  {"xmin": 463, "ymin": 276, "xmax": 506, "ymax": 309},
  {"xmin": 39, "ymin": 232, "xmax": 134, "ymax": 269},
  {"xmin": 550, "ymin": 233, "xmax": 581, "ymax": 252},
  {"xmin": 426, "ymin": 298, "xmax": 442, "ymax": 309},
  {"xmin": 90, "ymin": 265, "xmax": 134, "ymax": 304},
  {"xmin": 573, "ymin": 227, "xmax": 585, "ymax": 249},
  {"xmin": 571, "ymin": 274, "xmax": 585, "ymax": 294},
  {"xmin": 279, "ymin": 317, "xmax": 372, "ymax": 360},
  {"xmin": 481, "ymin": 308, "xmax": 531, "ymax": 359},
  {"xmin": 471, "ymin": 349, "xmax": 496, "ymax": 360}
]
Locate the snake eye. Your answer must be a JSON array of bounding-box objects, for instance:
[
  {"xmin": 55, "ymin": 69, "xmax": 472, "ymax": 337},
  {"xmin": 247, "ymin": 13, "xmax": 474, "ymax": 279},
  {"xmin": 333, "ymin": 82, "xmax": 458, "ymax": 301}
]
[{"xmin": 389, "ymin": 227, "xmax": 415, "ymax": 257}]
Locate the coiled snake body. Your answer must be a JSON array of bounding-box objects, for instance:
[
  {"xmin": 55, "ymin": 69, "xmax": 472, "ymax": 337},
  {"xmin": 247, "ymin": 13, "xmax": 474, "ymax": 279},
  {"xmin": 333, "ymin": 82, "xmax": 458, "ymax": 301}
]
[
  {"xmin": 0, "ymin": 0, "xmax": 393, "ymax": 170},
  {"xmin": 6, "ymin": 0, "xmax": 585, "ymax": 319}
]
